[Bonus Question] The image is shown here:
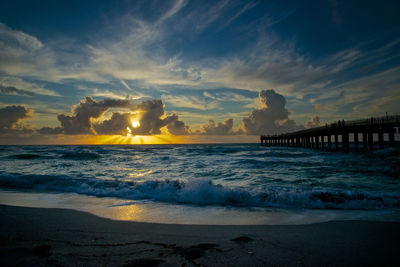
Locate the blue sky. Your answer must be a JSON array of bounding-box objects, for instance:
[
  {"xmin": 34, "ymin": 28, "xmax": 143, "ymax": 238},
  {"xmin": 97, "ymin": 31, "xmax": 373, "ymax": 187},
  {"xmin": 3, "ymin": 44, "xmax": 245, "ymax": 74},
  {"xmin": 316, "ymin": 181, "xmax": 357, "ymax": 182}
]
[{"xmin": 0, "ymin": 0, "xmax": 399, "ymax": 143}]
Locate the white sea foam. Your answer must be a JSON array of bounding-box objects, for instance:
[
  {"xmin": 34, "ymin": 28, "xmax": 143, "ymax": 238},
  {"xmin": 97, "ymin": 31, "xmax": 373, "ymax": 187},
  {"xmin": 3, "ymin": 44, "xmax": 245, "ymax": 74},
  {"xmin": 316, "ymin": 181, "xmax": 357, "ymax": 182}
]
[
  {"xmin": 1, "ymin": 144, "xmax": 400, "ymax": 211},
  {"xmin": 0, "ymin": 172, "xmax": 399, "ymax": 210}
]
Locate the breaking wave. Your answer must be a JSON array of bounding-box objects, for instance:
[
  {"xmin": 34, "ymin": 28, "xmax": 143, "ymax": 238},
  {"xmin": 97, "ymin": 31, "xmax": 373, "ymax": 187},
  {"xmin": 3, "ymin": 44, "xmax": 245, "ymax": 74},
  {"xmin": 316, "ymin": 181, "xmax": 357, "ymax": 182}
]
[{"xmin": 0, "ymin": 172, "xmax": 399, "ymax": 210}]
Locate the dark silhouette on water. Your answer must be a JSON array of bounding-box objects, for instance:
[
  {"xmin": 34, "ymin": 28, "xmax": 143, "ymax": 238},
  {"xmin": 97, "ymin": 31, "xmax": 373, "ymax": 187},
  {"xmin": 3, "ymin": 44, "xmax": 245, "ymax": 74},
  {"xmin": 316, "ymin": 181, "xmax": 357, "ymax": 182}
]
[{"xmin": 260, "ymin": 114, "xmax": 400, "ymax": 152}]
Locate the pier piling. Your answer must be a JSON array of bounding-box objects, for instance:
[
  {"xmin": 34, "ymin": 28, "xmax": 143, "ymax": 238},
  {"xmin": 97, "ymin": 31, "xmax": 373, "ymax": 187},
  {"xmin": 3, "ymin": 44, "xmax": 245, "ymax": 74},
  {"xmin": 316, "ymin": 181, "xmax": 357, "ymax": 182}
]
[{"xmin": 260, "ymin": 114, "xmax": 400, "ymax": 152}]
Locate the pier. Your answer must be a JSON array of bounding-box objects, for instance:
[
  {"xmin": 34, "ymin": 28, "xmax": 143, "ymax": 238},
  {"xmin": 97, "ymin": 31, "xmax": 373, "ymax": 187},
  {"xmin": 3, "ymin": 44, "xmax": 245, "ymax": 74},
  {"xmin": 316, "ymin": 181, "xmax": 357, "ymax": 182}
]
[{"xmin": 260, "ymin": 114, "xmax": 400, "ymax": 151}]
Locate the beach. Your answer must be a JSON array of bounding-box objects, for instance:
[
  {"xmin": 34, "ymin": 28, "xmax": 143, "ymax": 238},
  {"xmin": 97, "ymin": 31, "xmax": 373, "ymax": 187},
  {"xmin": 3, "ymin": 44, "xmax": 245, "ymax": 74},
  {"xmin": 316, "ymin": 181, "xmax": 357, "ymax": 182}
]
[{"xmin": 1, "ymin": 204, "xmax": 399, "ymax": 266}]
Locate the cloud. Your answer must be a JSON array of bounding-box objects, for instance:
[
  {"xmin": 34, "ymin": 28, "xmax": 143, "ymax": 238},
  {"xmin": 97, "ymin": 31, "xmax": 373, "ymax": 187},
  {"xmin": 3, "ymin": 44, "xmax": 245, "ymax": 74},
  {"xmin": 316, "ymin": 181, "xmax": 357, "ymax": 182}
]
[
  {"xmin": 0, "ymin": 105, "xmax": 33, "ymax": 134},
  {"xmin": 194, "ymin": 89, "xmax": 305, "ymax": 136},
  {"xmin": 37, "ymin": 126, "xmax": 63, "ymax": 135},
  {"xmin": 202, "ymin": 91, "xmax": 254, "ymax": 103},
  {"xmin": 39, "ymin": 97, "xmax": 132, "ymax": 135},
  {"xmin": 164, "ymin": 113, "xmax": 191, "ymax": 135},
  {"xmin": 0, "ymin": 77, "xmax": 59, "ymax": 96},
  {"xmin": 305, "ymin": 116, "xmax": 321, "ymax": 129},
  {"xmin": 93, "ymin": 112, "xmax": 132, "ymax": 135},
  {"xmin": 224, "ymin": 2, "xmax": 258, "ymax": 26},
  {"xmin": 240, "ymin": 89, "xmax": 303, "ymax": 135},
  {"xmin": 314, "ymin": 103, "xmax": 334, "ymax": 111},
  {"xmin": 0, "ymin": 23, "xmax": 56, "ymax": 78},
  {"xmin": 162, "ymin": 94, "xmax": 219, "ymax": 110},
  {"xmin": 91, "ymin": 89, "xmax": 133, "ymax": 100},
  {"xmin": 158, "ymin": 0, "xmax": 187, "ymax": 23},
  {"xmin": 0, "ymin": 22, "xmax": 43, "ymax": 52},
  {"xmin": 0, "ymin": 84, "xmax": 35, "ymax": 96},
  {"xmin": 39, "ymin": 97, "xmax": 190, "ymax": 136},
  {"xmin": 198, "ymin": 118, "xmax": 236, "ymax": 135},
  {"xmin": 94, "ymin": 99, "xmax": 191, "ymax": 135}
]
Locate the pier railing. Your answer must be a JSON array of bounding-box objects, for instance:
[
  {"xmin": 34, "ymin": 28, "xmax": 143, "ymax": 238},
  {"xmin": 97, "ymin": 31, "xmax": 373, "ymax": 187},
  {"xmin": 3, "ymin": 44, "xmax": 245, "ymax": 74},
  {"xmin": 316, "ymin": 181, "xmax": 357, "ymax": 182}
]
[{"xmin": 260, "ymin": 114, "xmax": 400, "ymax": 152}]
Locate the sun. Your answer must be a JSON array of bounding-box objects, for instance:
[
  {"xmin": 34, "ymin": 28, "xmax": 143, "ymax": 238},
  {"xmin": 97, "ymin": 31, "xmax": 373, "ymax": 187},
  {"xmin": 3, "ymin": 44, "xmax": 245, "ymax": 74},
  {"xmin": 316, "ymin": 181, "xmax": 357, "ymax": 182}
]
[{"xmin": 132, "ymin": 121, "xmax": 140, "ymax": 128}]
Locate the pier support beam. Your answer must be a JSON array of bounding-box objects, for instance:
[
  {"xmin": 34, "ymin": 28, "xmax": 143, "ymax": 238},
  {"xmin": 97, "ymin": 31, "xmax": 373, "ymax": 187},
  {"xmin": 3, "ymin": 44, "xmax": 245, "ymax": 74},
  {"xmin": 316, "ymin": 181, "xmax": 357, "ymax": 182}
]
[
  {"xmin": 378, "ymin": 130, "xmax": 384, "ymax": 149},
  {"xmin": 342, "ymin": 132, "xmax": 349, "ymax": 152},
  {"xmin": 315, "ymin": 136, "xmax": 319, "ymax": 149},
  {"xmin": 389, "ymin": 129, "xmax": 395, "ymax": 147},
  {"xmin": 321, "ymin": 136, "xmax": 325, "ymax": 150},
  {"xmin": 334, "ymin": 134, "xmax": 339, "ymax": 150},
  {"xmin": 327, "ymin": 135, "xmax": 332, "ymax": 151},
  {"xmin": 363, "ymin": 131, "xmax": 368, "ymax": 150},
  {"xmin": 368, "ymin": 131, "xmax": 374, "ymax": 151},
  {"xmin": 354, "ymin": 132, "xmax": 359, "ymax": 151}
]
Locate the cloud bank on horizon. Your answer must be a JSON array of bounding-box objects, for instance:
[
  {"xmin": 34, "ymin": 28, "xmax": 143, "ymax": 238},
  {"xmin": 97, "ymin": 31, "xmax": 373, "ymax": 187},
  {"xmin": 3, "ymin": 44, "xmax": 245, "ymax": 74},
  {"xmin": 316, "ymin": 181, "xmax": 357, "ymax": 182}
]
[
  {"xmin": 0, "ymin": 0, "xmax": 399, "ymax": 143},
  {"xmin": 0, "ymin": 89, "xmax": 310, "ymax": 138}
]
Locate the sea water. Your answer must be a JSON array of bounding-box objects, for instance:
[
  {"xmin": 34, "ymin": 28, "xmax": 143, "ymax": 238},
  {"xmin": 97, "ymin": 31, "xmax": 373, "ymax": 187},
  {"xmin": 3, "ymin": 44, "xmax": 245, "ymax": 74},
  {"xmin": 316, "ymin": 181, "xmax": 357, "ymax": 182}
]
[{"xmin": 0, "ymin": 144, "xmax": 399, "ymax": 224}]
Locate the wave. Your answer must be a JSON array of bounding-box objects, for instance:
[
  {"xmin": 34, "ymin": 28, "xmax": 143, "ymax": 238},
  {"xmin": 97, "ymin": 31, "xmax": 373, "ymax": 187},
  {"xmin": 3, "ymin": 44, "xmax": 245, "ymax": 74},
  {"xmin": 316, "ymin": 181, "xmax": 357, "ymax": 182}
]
[
  {"xmin": 60, "ymin": 151, "xmax": 101, "ymax": 160},
  {"xmin": 0, "ymin": 172, "xmax": 399, "ymax": 210},
  {"xmin": 7, "ymin": 154, "xmax": 45, "ymax": 160},
  {"xmin": 5, "ymin": 151, "xmax": 101, "ymax": 160},
  {"xmin": 370, "ymin": 147, "xmax": 400, "ymax": 157}
]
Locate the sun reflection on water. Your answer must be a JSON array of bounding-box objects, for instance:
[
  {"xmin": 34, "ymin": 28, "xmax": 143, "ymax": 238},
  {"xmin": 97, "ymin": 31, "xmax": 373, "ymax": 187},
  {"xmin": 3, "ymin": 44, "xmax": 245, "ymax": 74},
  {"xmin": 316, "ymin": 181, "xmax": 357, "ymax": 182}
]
[
  {"xmin": 110, "ymin": 204, "xmax": 146, "ymax": 221},
  {"xmin": 90, "ymin": 134, "xmax": 182, "ymax": 144}
]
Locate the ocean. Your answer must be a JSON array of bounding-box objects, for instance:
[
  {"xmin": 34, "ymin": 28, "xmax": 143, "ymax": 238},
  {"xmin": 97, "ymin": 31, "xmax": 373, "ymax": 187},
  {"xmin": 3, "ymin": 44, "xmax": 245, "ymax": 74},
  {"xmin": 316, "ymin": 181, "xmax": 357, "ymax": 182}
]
[{"xmin": 1, "ymin": 144, "xmax": 400, "ymax": 224}]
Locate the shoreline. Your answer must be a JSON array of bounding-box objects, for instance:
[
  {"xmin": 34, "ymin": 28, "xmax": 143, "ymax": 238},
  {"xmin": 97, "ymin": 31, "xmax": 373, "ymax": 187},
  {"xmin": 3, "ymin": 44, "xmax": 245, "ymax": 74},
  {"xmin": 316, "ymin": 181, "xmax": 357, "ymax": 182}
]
[
  {"xmin": 3, "ymin": 190, "xmax": 399, "ymax": 226},
  {"xmin": 1, "ymin": 204, "xmax": 399, "ymax": 266}
]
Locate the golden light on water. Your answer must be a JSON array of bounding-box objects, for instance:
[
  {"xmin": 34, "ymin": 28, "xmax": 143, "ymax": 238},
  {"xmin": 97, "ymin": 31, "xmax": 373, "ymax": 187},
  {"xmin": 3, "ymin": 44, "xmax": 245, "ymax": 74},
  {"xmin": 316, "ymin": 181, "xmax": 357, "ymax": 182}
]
[
  {"xmin": 110, "ymin": 204, "xmax": 146, "ymax": 221},
  {"xmin": 92, "ymin": 134, "xmax": 183, "ymax": 144}
]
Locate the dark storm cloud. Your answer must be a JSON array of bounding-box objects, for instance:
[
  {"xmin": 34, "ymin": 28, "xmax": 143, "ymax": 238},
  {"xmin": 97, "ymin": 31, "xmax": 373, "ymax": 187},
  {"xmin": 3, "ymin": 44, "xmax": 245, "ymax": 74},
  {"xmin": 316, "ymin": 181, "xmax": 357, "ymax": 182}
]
[
  {"xmin": 241, "ymin": 89, "xmax": 303, "ymax": 135},
  {"xmin": 163, "ymin": 114, "xmax": 190, "ymax": 135},
  {"xmin": 0, "ymin": 105, "xmax": 33, "ymax": 134},
  {"xmin": 94, "ymin": 100, "xmax": 190, "ymax": 136},
  {"xmin": 131, "ymin": 100, "xmax": 167, "ymax": 135},
  {"xmin": 38, "ymin": 97, "xmax": 132, "ymax": 135},
  {"xmin": 0, "ymin": 84, "xmax": 35, "ymax": 96},
  {"xmin": 198, "ymin": 118, "xmax": 236, "ymax": 135},
  {"xmin": 93, "ymin": 112, "xmax": 132, "ymax": 135},
  {"xmin": 40, "ymin": 97, "xmax": 190, "ymax": 136},
  {"xmin": 37, "ymin": 126, "xmax": 63, "ymax": 135}
]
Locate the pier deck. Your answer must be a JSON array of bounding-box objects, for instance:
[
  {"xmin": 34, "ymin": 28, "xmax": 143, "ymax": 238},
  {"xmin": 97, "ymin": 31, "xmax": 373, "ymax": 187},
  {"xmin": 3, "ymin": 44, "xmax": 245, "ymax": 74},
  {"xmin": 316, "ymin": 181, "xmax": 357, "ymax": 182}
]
[{"xmin": 260, "ymin": 115, "xmax": 400, "ymax": 151}]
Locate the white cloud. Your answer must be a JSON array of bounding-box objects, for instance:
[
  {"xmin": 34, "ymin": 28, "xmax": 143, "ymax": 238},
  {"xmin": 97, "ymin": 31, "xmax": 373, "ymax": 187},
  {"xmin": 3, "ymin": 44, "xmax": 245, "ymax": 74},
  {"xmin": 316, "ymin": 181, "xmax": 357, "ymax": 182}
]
[
  {"xmin": 0, "ymin": 23, "xmax": 57, "ymax": 78},
  {"xmin": 0, "ymin": 22, "xmax": 42, "ymax": 51},
  {"xmin": 162, "ymin": 94, "xmax": 220, "ymax": 110},
  {"xmin": 240, "ymin": 89, "xmax": 303, "ymax": 135},
  {"xmin": 203, "ymin": 91, "xmax": 254, "ymax": 103},
  {"xmin": 0, "ymin": 77, "xmax": 59, "ymax": 96},
  {"xmin": 157, "ymin": 0, "xmax": 187, "ymax": 23}
]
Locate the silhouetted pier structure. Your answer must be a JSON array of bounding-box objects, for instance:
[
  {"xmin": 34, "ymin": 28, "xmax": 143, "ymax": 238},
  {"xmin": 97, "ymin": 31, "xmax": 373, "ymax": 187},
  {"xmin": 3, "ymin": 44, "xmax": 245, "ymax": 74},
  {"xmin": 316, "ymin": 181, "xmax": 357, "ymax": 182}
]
[{"xmin": 260, "ymin": 115, "xmax": 400, "ymax": 152}]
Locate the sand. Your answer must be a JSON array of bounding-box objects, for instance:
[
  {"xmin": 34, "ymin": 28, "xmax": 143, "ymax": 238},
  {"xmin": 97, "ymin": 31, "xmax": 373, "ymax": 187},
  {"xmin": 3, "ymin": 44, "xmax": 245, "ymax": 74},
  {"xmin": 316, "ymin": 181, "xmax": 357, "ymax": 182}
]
[{"xmin": 0, "ymin": 204, "xmax": 399, "ymax": 266}]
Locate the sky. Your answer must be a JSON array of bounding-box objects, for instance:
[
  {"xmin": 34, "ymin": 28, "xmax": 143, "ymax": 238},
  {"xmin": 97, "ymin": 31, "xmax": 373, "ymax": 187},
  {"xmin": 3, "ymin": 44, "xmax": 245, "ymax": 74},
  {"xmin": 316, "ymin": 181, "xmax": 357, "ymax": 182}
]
[{"xmin": 0, "ymin": 0, "xmax": 399, "ymax": 144}]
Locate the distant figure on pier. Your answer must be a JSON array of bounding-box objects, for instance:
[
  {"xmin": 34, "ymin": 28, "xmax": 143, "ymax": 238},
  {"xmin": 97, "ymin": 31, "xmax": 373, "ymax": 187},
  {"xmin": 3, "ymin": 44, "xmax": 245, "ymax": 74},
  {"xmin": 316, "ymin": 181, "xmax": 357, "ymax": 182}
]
[{"xmin": 338, "ymin": 120, "xmax": 341, "ymax": 127}]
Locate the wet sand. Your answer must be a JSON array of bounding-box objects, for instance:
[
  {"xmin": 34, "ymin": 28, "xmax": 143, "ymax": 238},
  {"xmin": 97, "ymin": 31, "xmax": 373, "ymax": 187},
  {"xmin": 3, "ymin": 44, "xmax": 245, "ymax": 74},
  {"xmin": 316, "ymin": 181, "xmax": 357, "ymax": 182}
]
[{"xmin": 1, "ymin": 204, "xmax": 399, "ymax": 266}]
